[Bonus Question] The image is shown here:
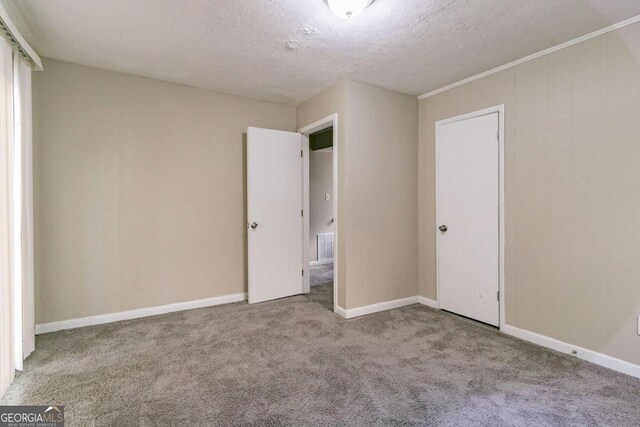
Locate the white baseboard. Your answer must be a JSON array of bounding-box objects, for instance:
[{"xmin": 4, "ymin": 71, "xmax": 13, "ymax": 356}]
[
  {"xmin": 502, "ymin": 324, "xmax": 640, "ymax": 379},
  {"xmin": 417, "ymin": 296, "xmax": 439, "ymax": 309},
  {"xmin": 334, "ymin": 306, "xmax": 347, "ymax": 318},
  {"xmin": 310, "ymin": 259, "xmax": 334, "ymax": 266},
  {"xmin": 35, "ymin": 292, "xmax": 248, "ymax": 334},
  {"xmin": 344, "ymin": 296, "xmax": 418, "ymax": 319}
]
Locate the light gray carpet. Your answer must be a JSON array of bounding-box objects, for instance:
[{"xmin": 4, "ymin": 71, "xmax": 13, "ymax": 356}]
[
  {"xmin": 2, "ymin": 285, "xmax": 640, "ymax": 426},
  {"xmin": 310, "ymin": 262, "xmax": 333, "ymax": 287}
]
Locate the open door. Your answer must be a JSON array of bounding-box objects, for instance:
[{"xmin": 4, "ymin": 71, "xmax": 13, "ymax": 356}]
[{"xmin": 247, "ymin": 127, "xmax": 304, "ymax": 304}]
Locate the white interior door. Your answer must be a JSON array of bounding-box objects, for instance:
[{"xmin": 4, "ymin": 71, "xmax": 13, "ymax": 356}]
[
  {"xmin": 437, "ymin": 112, "xmax": 500, "ymax": 326},
  {"xmin": 247, "ymin": 127, "xmax": 304, "ymax": 304}
]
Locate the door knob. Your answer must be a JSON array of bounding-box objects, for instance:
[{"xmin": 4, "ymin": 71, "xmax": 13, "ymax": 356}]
[
  {"xmin": 250, "ymin": 222, "xmax": 258, "ymax": 230},
  {"xmin": 439, "ymin": 225, "xmax": 448, "ymax": 232}
]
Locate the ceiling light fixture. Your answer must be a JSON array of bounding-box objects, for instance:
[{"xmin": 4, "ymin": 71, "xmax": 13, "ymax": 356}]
[{"xmin": 326, "ymin": 0, "xmax": 374, "ymax": 19}]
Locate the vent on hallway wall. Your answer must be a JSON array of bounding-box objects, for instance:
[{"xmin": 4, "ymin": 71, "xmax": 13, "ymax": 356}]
[{"xmin": 317, "ymin": 233, "xmax": 334, "ymax": 261}]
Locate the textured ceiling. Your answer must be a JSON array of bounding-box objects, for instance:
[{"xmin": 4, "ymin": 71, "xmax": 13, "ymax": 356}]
[{"xmin": 3, "ymin": 0, "xmax": 640, "ymax": 105}]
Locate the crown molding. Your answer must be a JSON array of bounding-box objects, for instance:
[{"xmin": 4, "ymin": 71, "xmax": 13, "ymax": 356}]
[{"xmin": 418, "ymin": 14, "xmax": 640, "ymax": 100}]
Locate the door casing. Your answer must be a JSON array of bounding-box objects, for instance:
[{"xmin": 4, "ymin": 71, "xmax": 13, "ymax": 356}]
[{"xmin": 298, "ymin": 114, "xmax": 340, "ymax": 315}]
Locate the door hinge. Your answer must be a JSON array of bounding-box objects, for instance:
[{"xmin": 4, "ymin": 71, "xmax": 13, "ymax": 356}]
[
  {"xmin": 301, "ymin": 150, "xmax": 303, "ymax": 157},
  {"xmin": 301, "ymin": 210, "xmax": 304, "ymax": 217},
  {"xmin": 497, "ymin": 290, "xmax": 500, "ymax": 301},
  {"xmin": 302, "ymin": 269, "xmax": 304, "ymax": 277},
  {"xmin": 497, "ymin": 131, "xmax": 500, "ymax": 142}
]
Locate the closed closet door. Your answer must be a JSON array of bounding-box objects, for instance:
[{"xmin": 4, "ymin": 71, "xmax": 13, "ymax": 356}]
[{"xmin": 436, "ymin": 112, "xmax": 500, "ymax": 326}]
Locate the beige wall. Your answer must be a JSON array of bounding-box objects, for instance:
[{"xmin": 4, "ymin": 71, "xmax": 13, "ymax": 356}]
[
  {"xmin": 33, "ymin": 58, "xmax": 296, "ymax": 323},
  {"xmin": 37, "ymin": 69, "xmax": 417, "ymax": 320},
  {"xmin": 419, "ymin": 23, "xmax": 640, "ymax": 365},
  {"xmin": 344, "ymin": 81, "xmax": 418, "ymax": 309},
  {"xmin": 309, "ymin": 150, "xmax": 333, "ymax": 261},
  {"xmin": 297, "ymin": 81, "xmax": 419, "ymax": 310}
]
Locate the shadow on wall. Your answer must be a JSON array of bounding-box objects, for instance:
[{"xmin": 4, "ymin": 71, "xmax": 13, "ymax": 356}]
[{"xmin": 592, "ymin": 26, "xmax": 640, "ymax": 362}]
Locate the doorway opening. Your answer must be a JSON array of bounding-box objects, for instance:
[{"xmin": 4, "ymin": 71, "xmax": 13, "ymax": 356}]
[
  {"xmin": 246, "ymin": 115, "xmax": 338, "ymax": 311},
  {"xmin": 307, "ymin": 127, "xmax": 334, "ymax": 311},
  {"xmin": 299, "ymin": 114, "xmax": 338, "ymax": 314}
]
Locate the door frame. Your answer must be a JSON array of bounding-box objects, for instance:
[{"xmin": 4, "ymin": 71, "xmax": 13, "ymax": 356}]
[
  {"xmin": 298, "ymin": 114, "xmax": 339, "ymax": 314},
  {"xmin": 435, "ymin": 105, "xmax": 505, "ymax": 330}
]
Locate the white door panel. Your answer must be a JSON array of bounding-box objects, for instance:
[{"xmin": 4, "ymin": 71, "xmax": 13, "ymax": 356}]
[
  {"xmin": 247, "ymin": 127, "xmax": 303, "ymax": 304},
  {"xmin": 437, "ymin": 112, "xmax": 500, "ymax": 326}
]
